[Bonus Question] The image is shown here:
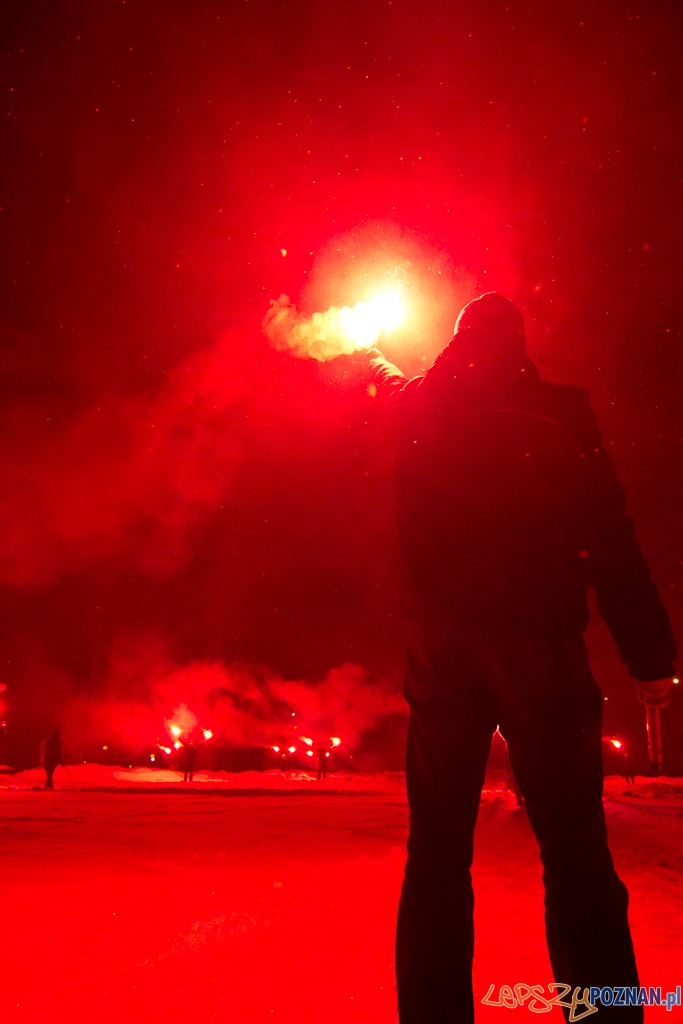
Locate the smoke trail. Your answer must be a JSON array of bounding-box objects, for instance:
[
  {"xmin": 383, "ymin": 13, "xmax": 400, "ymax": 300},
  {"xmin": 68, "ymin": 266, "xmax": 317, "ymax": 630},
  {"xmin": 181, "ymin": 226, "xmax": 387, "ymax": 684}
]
[
  {"xmin": 0, "ymin": 331, "xmax": 254, "ymax": 587},
  {"xmin": 62, "ymin": 635, "xmax": 405, "ymax": 755},
  {"xmin": 262, "ymin": 292, "xmax": 403, "ymax": 362}
]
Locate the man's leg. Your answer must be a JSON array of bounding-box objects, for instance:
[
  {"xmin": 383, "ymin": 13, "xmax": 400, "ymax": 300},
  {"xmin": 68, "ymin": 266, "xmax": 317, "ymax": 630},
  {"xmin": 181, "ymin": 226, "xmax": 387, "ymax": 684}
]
[
  {"xmin": 396, "ymin": 630, "xmax": 496, "ymax": 1024},
  {"xmin": 498, "ymin": 635, "xmax": 642, "ymax": 1022}
]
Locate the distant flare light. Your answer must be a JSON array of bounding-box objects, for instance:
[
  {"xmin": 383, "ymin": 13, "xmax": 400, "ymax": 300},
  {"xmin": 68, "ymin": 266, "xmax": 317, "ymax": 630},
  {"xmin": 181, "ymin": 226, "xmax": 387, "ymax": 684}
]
[
  {"xmin": 170, "ymin": 725, "xmax": 181, "ymax": 737},
  {"xmin": 330, "ymin": 737, "xmax": 342, "ymax": 747},
  {"xmin": 610, "ymin": 739, "xmax": 623, "ymax": 750},
  {"xmin": 203, "ymin": 729, "xmax": 213, "ymax": 741}
]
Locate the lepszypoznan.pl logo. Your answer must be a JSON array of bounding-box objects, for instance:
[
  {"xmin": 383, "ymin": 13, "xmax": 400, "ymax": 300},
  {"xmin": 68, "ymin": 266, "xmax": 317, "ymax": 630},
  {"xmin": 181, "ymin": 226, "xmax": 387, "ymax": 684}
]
[{"xmin": 482, "ymin": 983, "xmax": 682, "ymax": 1019}]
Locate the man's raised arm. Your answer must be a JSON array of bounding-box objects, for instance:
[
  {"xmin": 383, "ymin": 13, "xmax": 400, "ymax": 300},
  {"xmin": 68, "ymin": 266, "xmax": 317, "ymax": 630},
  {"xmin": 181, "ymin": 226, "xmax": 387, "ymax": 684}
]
[{"xmin": 365, "ymin": 347, "xmax": 409, "ymax": 407}]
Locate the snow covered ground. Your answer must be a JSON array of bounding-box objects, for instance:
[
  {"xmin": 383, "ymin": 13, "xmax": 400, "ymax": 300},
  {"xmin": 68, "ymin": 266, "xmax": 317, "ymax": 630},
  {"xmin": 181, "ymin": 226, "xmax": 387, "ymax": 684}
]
[{"xmin": 0, "ymin": 770, "xmax": 681, "ymax": 1023}]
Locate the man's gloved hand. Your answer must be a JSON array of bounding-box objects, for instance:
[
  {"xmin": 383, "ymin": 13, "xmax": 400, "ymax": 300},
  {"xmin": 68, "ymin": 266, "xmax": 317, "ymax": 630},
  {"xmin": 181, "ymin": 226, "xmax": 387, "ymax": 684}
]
[{"xmin": 637, "ymin": 678, "xmax": 675, "ymax": 708}]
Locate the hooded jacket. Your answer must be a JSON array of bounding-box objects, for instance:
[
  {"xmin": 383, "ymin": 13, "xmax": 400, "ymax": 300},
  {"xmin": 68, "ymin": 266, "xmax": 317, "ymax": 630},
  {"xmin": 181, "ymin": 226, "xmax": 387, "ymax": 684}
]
[{"xmin": 369, "ymin": 294, "xmax": 676, "ymax": 682}]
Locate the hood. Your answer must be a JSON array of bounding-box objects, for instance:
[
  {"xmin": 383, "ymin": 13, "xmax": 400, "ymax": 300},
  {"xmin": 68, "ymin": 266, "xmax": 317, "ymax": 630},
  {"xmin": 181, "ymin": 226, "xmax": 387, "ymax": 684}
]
[{"xmin": 420, "ymin": 292, "xmax": 539, "ymax": 402}]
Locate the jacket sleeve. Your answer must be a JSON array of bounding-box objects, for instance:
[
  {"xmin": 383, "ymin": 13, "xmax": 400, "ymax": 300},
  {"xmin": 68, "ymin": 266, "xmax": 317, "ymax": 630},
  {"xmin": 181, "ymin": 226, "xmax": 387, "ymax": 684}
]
[
  {"xmin": 366, "ymin": 349, "xmax": 408, "ymax": 406},
  {"xmin": 570, "ymin": 388, "xmax": 677, "ymax": 681}
]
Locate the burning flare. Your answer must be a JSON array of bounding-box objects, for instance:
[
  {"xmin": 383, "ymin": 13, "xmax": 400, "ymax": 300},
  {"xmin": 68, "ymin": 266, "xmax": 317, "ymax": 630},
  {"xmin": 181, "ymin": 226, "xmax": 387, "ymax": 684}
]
[{"xmin": 262, "ymin": 291, "xmax": 405, "ymax": 362}]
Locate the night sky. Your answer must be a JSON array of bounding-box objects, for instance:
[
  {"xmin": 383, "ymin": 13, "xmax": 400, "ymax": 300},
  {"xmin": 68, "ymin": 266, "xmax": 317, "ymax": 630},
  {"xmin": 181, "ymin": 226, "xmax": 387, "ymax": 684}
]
[{"xmin": 1, "ymin": 0, "xmax": 681, "ymax": 767}]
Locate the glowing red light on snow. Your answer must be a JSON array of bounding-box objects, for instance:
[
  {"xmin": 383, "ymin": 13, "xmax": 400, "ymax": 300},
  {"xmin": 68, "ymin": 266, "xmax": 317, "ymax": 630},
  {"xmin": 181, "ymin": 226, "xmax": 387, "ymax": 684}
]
[
  {"xmin": 330, "ymin": 737, "xmax": 341, "ymax": 747},
  {"xmin": 287, "ymin": 746, "xmax": 296, "ymax": 754},
  {"xmin": 272, "ymin": 745, "xmax": 280, "ymax": 753},
  {"xmin": 202, "ymin": 729, "xmax": 213, "ymax": 741},
  {"xmin": 301, "ymin": 737, "xmax": 313, "ymax": 746},
  {"xmin": 610, "ymin": 739, "xmax": 623, "ymax": 750},
  {"xmin": 169, "ymin": 725, "xmax": 181, "ymax": 737}
]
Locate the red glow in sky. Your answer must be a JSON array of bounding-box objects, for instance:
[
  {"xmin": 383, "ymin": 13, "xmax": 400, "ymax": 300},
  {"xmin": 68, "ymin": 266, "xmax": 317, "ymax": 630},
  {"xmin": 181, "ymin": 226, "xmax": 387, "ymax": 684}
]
[{"xmin": 0, "ymin": 0, "xmax": 680, "ymax": 770}]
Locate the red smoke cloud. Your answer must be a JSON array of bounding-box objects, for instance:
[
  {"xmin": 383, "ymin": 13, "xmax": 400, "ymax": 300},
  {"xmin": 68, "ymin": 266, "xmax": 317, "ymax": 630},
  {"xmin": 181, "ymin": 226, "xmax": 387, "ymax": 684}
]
[
  {"xmin": 63, "ymin": 635, "xmax": 405, "ymax": 755},
  {"xmin": 0, "ymin": 331, "xmax": 256, "ymax": 586},
  {"xmin": 0, "ymin": 223, "xmax": 471, "ymax": 590}
]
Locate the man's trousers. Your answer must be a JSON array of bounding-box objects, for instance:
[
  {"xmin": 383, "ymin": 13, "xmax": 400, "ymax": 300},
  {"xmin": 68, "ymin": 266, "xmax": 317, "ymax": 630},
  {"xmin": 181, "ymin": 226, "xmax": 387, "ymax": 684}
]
[{"xmin": 395, "ymin": 624, "xmax": 642, "ymax": 1023}]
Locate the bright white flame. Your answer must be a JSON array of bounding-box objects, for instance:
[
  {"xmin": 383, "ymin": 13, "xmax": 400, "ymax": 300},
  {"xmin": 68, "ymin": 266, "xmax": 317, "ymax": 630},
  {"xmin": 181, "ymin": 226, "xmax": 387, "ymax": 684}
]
[
  {"xmin": 301, "ymin": 737, "xmax": 313, "ymax": 747},
  {"xmin": 330, "ymin": 737, "xmax": 341, "ymax": 747},
  {"xmin": 173, "ymin": 741, "xmax": 182, "ymax": 750},
  {"xmin": 287, "ymin": 746, "xmax": 296, "ymax": 754},
  {"xmin": 610, "ymin": 739, "xmax": 623, "ymax": 749},
  {"xmin": 203, "ymin": 729, "xmax": 213, "ymax": 741},
  {"xmin": 272, "ymin": 745, "xmax": 280, "ymax": 753},
  {"xmin": 338, "ymin": 291, "xmax": 405, "ymax": 350},
  {"xmin": 170, "ymin": 725, "xmax": 181, "ymax": 737},
  {"xmin": 306, "ymin": 750, "xmax": 313, "ymax": 757}
]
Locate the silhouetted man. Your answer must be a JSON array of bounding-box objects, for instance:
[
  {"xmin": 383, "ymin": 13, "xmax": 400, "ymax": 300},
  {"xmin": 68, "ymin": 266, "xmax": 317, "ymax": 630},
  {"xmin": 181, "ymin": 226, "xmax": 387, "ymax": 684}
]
[
  {"xmin": 40, "ymin": 731, "xmax": 63, "ymax": 790},
  {"xmin": 368, "ymin": 293, "xmax": 677, "ymax": 1023},
  {"xmin": 316, "ymin": 742, "xmax": 329, "ymax": 780},
  {"xmin": 181, "ymin": 741, "xmax": 198, "ymax": 782},
  {"xmin": 622, "ymin": 747, "xmax": 636, "ymax": 785}
]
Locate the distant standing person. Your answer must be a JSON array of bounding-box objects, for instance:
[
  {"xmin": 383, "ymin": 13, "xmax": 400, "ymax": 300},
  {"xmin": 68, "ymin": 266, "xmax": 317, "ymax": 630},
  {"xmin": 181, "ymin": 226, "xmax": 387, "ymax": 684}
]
[
  {"xmin": 181, "ymin": 741, "xmax": 198, "ymax": 782},
  {"xmin": 40, "ymin": 731, "xmax": 63, "ymax": 790},
  {"xmin": 316, "ymin": 742, "xmax": 329, "ymax": 780}
]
